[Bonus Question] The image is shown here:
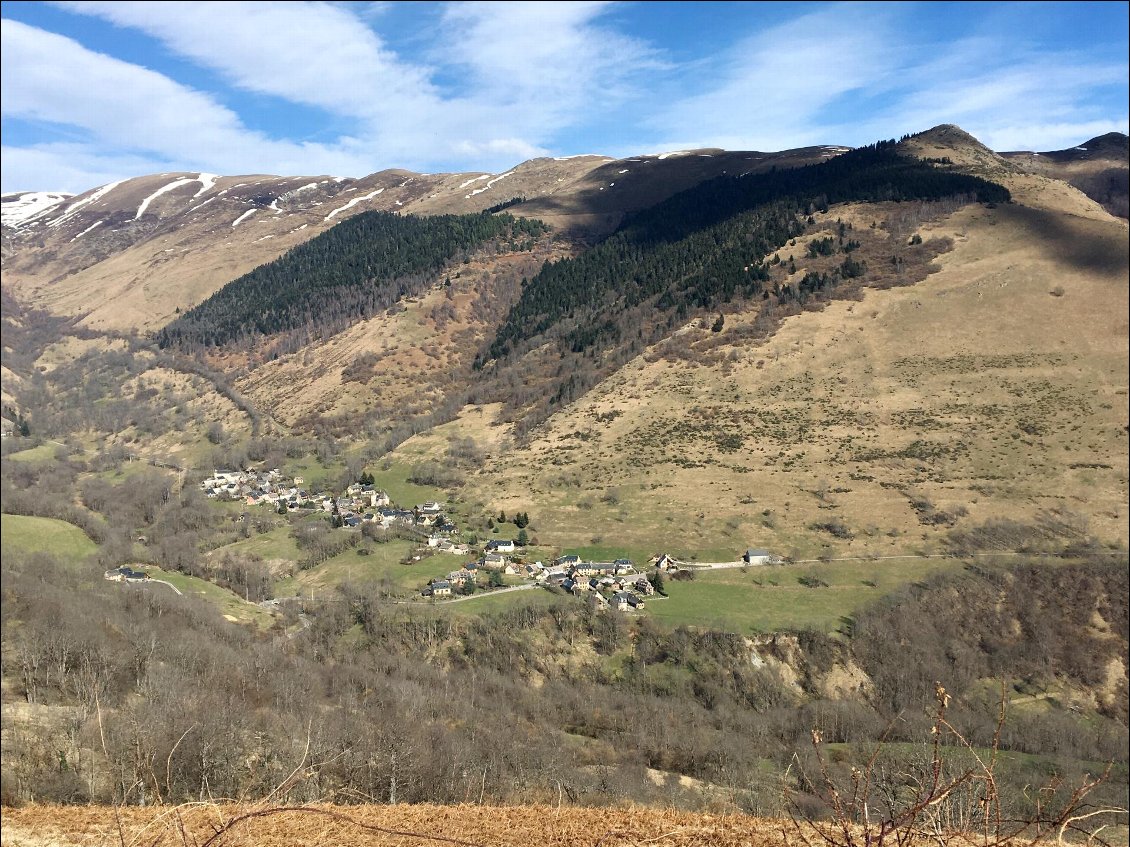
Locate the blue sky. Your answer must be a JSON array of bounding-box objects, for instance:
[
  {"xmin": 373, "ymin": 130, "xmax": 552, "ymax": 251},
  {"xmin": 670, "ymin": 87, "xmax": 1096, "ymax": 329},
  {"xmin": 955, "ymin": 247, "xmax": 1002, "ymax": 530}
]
[{"xmin": 2, "ymin": 1, "xmax": 1127, "ymax": 194}]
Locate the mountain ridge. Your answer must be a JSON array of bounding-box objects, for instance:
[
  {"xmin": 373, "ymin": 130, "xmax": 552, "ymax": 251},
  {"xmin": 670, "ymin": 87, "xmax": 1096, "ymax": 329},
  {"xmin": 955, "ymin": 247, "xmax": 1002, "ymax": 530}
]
[
  {"xmin": 0, "ymin": 145, "xmax": 842, "ymax": 332},
  {"xmin": 3, "ymin": 127, "xmax": 1123, "ymax": 235},
  {"xmin": 4, "ymin": 125, "xmax": 1125, "ymax": 335}
]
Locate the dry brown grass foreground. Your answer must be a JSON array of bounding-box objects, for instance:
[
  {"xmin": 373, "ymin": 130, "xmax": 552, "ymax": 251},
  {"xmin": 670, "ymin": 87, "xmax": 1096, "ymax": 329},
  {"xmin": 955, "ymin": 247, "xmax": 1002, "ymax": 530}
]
[
  {"xmin": 0, "ymin": 803, "xmax": 1089, "ymax": 847},
  {"xmin": 0, "ymin": 803, "xmax": 821, "ymax": 847}
]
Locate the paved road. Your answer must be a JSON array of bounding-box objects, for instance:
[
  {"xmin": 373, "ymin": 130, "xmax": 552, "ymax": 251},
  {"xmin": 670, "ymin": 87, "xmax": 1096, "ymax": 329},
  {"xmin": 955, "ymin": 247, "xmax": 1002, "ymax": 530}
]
[
  {"xmin": 134, "ymin": 578, "xmax": 182, "ymax": 595},
  {"xmin": 690, "ymin": 550, "xmax": 1125, "ymax": 568},
  {"xmin": 430, "ymin": 583, "xmax": 538, "ymax": 604},
  {"xmin": 661, "ymin": 559, "xmax": 751, "ymax": 570}
]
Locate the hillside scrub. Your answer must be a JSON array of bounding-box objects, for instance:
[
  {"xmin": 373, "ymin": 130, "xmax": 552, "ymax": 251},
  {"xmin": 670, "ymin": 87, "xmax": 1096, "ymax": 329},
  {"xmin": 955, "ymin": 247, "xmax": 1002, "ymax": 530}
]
[
  {"xmin": 0, "ymin": 304, "xmax": 260, "ymax": 454},
  {"xmin": 851, "ymin": 560, "xmax": 1129, "ymax": 725}
]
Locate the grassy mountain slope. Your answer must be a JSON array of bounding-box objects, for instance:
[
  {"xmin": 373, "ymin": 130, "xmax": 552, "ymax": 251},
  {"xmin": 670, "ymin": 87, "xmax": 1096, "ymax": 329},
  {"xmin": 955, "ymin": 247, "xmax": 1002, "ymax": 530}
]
[
  {"xmin": 387, "ymin": 152, "xmax": 1127, "ymax": 558},
  {"xmin": 156, "ymin": 210, "xmax": 547, "ymax": 352},
  {"xmin": 473, "ymin": 142, "xmax": 1011, "ymax": 427}
]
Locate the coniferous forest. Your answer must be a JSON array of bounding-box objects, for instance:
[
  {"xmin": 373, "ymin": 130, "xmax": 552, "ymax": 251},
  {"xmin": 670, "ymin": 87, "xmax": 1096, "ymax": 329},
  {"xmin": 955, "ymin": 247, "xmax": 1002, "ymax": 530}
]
[
  {"xmin": 486, "ymin": 142, "xmax": 1010, "ymax": 363},
  {"xmin": 157, "ymin": 211, "xmax": 547, "ymax": 352}
]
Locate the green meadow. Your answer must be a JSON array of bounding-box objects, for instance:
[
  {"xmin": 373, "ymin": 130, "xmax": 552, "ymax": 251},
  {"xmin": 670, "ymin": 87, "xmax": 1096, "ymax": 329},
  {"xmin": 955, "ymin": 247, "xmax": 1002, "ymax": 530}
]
[
  {"xmin": 647, "ymin": 557, "xmax": 967, "ymax": 634},
  {"xmin": 0, "ymin": 514, "xmax": 98, "ymax": 561}
]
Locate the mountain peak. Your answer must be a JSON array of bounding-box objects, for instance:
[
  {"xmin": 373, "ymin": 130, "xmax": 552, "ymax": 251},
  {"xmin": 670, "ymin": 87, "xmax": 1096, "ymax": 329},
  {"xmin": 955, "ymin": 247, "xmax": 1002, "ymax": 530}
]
[
  {"xmin": 897, "ymin": 124, "xmax": 1012, "ymax": 173},
  {"xmin": 1060, "ymin": 132, "xmax": 1129, "ymax": 162},
  {"xmin": 909, "ymin": 124, "xmax": 994, "ymax": 152},
  {"xmin": 1083, "ymin": 131, "xmax": 1129, "ymax": 146}
]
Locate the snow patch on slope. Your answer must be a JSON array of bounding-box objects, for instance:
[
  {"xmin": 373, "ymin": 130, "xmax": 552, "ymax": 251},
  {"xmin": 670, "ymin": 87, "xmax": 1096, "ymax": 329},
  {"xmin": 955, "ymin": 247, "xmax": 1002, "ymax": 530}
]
[
  {"xmin": 465, "ymin": 171, "xmax": 514, "ymax": 198},
  {"xmin": 325, "ymin": 187, "xmax": 384, "ymax": 221},
  {"xmin": 135, "ymin": 177, "xmax": 198, "ymax": 219},
  {"xmin": 270, "ymin": 181, "xmax": 323, "ymax": 214},
  {"xmin": 70, "ymin": 220, "xmax": 104, "ymax": 242},
  {"xmin": 194, "ymin": 173, "xmax": 220, "ymax": 198},
  {"xmin": 459, "ymin": 175, "xmax": 490, "ymax": 189},
  {"xmin": 1, "ymin": 192, "xmax": 73, "ymax": 228},
  {"xmin": 189, "ymin": 196, "xmax": 218, "ymax": 213},
  {"xmin": 47, "ymin": 180, "xmax": 126, "ymax": 229},
  {"xmin": 231, "ymin": 208, "xmax": 258, "ymax": 228}
]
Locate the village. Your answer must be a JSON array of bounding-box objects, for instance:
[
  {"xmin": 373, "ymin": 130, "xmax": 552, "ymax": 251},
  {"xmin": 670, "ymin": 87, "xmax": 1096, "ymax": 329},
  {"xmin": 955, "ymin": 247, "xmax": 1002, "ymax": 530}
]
[{"xmin": 190, "ymin": 467, "xmax": 780, "ymax": 614}]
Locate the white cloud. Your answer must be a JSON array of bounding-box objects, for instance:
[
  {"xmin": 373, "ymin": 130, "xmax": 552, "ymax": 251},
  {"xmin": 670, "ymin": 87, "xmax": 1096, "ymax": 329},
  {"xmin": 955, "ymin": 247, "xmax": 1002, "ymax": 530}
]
[
  {"xmin": 2, "ymin": 2, "xmax": 1126, "ymax": 193},
  {"xmin": 449, "ymin": 137, "xmax": 549, "ymax": 161},
  {"xmin": 436, "ymin": 2, "xmax": 663, "ymax": 128},
  {"xmin": 0, "ymin": 18, "xmax": 374, "ymax": 191},
  {"xmin": 421, "ymin": 1, "xmax": 666, "ymax": 164},
  {"xmin": 642, "ymin": 4, "xmax": 902, "ymax": 151},
  {"xmin": 54, "ymin": 0, "xmax": 665, "ymax": 147},
  {"xmin": 635, "ymin": 6, "xmax": 1129, "ymax": 156},
  {"xmin": 52, "ymin": 0, "xmax": 439, "ymax": 121},
  {"xmin": 2, "ymin": 18, "xmax": 246, "ymax": 156},
  {"xmin": 975, "ymin": 120, "xmax": 1130, "ymax": 153},
  {"xmin": 831, "ymin": 36, "xmax": 1130, "ymax": 151},
  {"xmin": 0, "ymin": 144, "xmax": 166, "ymax": 195},
  {"xmin": 12, "ymin": 1, "xmax": 663, "ymax": 189}
]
